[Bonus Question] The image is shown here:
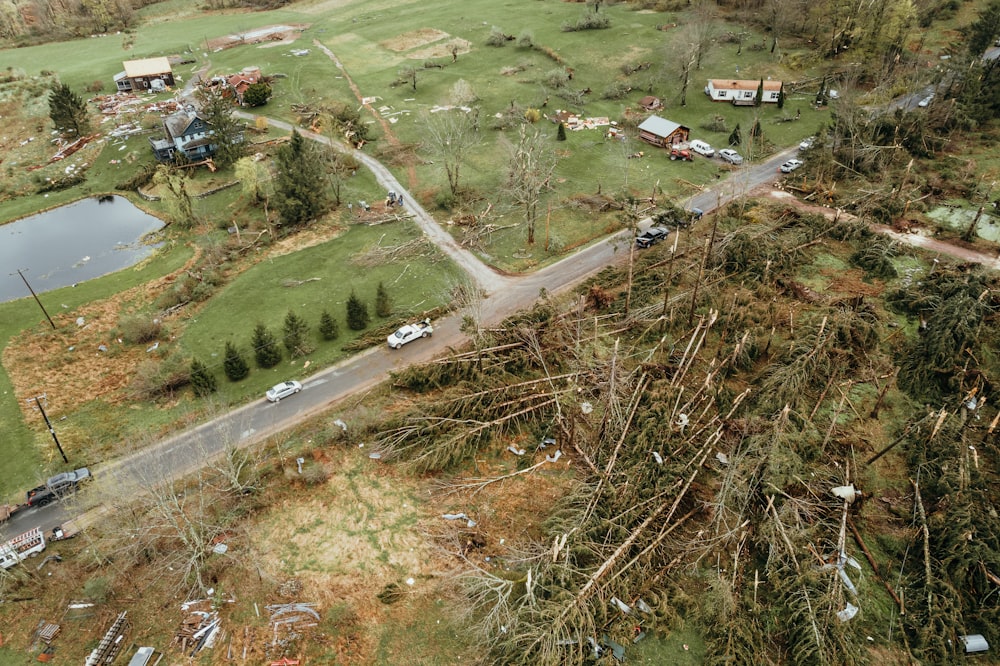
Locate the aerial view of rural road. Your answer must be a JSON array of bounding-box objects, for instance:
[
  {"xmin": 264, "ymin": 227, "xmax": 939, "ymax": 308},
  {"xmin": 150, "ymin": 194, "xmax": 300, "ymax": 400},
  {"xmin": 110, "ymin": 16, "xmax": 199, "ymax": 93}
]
[{"xmin": 3, "ymin": 113, "xmax": 995, "ymax": 540}]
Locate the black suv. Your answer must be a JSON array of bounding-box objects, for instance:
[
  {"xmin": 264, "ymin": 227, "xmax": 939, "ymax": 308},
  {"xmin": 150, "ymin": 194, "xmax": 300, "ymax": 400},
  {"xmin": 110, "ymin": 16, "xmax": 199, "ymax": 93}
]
[{"xmin": 635, "ymin": 226, "xmax": 670, "ymax": 248}]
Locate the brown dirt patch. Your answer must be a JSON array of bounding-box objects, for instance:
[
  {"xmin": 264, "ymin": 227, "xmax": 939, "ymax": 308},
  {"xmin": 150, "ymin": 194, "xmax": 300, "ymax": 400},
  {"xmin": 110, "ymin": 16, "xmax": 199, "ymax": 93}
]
[
  {"xmin": 3, "ymin": 246, "xmax": 203, "ymax": 421},
  {"xmin": 380, "ymin": 28, "xmax": 450, "ymax": 52},
  {"xmin": 822, "ymin": 268, "xmax": 885, "ymax": 297},
  {"xmin": 408, "ymin": 37, "xmax": 472, "ymax": 60},
  {"xmin": 204, "ymin": 24, "xmax": 310, "ymax": 52}
]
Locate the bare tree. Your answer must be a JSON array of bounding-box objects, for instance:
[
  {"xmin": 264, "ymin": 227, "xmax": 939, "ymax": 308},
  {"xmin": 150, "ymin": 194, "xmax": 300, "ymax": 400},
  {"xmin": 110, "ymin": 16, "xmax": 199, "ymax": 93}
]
[
  {"xmin": 503, "ymin": 125, "xmax": 557, "ymax": 245},
  {"xmin": 422, "ymin": 110, "xmax": 481, "ymax": 197}
]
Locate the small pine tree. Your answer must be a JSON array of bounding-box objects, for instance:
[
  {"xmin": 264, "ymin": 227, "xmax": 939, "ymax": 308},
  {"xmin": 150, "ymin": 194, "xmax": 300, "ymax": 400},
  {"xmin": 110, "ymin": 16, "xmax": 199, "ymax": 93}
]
[
  {"xmin": 376, "ymin": 282, "xmax": 392, "ymax": 318},
  {"xmin": 729, "ymin": 124, "xmax": 742, "ymax": 147},
  {"xmin": 346, "ymin": 290, "xmax": 370, "ymax": 331},
  {"xmin": 557, "ymin": 122, "xmax": 567, "ymax": 141},
  {"xmin": 223, "ymin": 341, "xmax": 250, "ymax": 381},
  {"xmin": 755, "ymin": 79, "xmax": 764, "ymax": 107},
  {"xmin": 252, "ymin": 323, "xmax": 282, "ymax": 368},
  {"xmin": 319, "ymin": 310, "xmax": 340, "ymax": 341},
  {"xmin": 777, "ymin": 83, "xmax": 785, "ymax": 109},
  {"xmin": 190, "ymin": 358, "xmax": 217, "ymax": 397},
  {"xmin": 283, "ymin": 310, "xmax": 313, "ymax": 357}
]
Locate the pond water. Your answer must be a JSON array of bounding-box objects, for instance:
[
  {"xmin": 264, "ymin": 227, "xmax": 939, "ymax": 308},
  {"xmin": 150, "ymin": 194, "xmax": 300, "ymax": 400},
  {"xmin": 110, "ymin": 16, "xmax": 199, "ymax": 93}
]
[
  {"xmin": 926, "ymin": 206, "xmax": 1000, "ymax": 243},
  {"xmin": 1, "ymin": 196, "xmax": 164, "ymax": 303}
]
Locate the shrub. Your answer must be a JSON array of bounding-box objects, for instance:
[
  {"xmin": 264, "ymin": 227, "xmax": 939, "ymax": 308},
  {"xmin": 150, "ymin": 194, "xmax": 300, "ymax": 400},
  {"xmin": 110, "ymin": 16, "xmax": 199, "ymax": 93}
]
[
  {"xmin": 486, "ymin": 26, "xmax": 507, "ymax": 47},
  {"xmin": 544, "ymin": 68, "xmax": 570, "ymax": 89},
  {"xmin": 517, "ymin": 30, "xmax": 534, "ymax": 48},
  {"xmin": 129, "ymin": 353, "xmax": 189, "ymax": 400},
  {"xmin": 118, "ymin": 316, "xmax": 161, "ymax": 345},
  {"xmin": 562, "ymin": 13, "xmax": 611, "ymax": 31}
]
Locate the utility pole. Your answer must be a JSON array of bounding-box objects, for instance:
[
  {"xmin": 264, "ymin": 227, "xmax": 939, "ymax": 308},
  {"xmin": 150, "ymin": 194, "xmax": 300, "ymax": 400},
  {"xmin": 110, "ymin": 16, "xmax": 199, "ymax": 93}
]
[
  {"xmin": 13, "ymin": 269, "xmax": 55, "ymax": 329},
  {"xmin": 27, "ymin": 394, "xmax": 68, "ymax": 464}
]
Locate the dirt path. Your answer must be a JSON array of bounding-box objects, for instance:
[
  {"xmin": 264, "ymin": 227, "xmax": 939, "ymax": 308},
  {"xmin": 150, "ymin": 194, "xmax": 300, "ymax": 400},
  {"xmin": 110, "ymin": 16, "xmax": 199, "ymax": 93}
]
[
  {"xmin": 761, "ymin": 188, "xmax": 1000, "ymax": 270},
  {"xmin": 312, "ymin": 40, "xmax": 418, "ymax": 190}
]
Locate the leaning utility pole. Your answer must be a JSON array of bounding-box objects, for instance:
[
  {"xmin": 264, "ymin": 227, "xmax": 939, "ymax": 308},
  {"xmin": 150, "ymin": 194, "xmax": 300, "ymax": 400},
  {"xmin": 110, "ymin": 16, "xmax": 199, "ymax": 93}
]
[
  {"xmin": 13, "ymin": 268, "xmax": 55, "ymax": 329},
  {"xmin": 27, "ymin": 394, "xmax": 68, "ymax": 464}
]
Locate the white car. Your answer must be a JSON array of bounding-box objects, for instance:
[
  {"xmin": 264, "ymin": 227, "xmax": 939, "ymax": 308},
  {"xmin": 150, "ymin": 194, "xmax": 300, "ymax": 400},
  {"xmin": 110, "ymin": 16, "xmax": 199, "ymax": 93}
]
[
  {"xmin": 718, "ymin": 149, "xmax": 744, "ymax": 165},
  {"xmin": 387, "ymin": 318, "xmax": 433, "ymax": 349},
  {"xmin": 780, "ymin": 159, "xmax": 804, "ymax": 173},
  {"xmin": 689, "ymin": 140, "xmax": 715, "ymax": 157},
  {"xmin": 266, "ymin": 380, "xmax": 302, "ymax": 402}
]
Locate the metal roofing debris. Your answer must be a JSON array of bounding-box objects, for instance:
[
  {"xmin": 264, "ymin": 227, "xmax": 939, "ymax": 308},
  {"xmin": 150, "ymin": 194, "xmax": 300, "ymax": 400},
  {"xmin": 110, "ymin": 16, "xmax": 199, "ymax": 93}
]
[
  {"xmin": 961, "ymin": 634, "xmax": 990, "ymax": 653},
  {"xmin": 836, "ymin": 603, "xmax": 859, "ymax": 622},
  {"xmin": 832, "ymin": 484, "xmax": 861, "ymax": 504}
]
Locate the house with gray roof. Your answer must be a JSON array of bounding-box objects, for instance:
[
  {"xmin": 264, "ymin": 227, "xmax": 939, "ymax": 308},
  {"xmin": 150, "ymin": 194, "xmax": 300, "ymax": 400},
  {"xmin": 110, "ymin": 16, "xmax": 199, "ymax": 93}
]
[
  {"xmin": 637, "ymin": 115, "xmax": 690, "ymax": 148},
  {"xmin": 149, "ymin": 109, "xmax": 217, "ymax": 162}
]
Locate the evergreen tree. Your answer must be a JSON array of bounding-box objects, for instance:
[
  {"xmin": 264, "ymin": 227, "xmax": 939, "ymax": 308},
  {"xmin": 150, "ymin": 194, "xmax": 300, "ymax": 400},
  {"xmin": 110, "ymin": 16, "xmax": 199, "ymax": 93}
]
[
  {"xmin": 376, "ymin": 282, "xmax": 392, "ymax": 318},
  {"xmin": 223, "ymin": 341, "xmax": 249, "ymax": 381},
  {"xmin": 242, "ymin": 82, "xmax": 272, "ymax": 108},
  {"xmin": 346, "ymin": 290, "xmax": 370, "ymax": 331},
  {"xmin": 48, "ymin": 83, "xmax": 90, "ymax": 138},
  {"xmin": 816, "ymin": 77, "xmax": 827, "ymax": 106},
  {"xmin": 195, "ymin": 85, "xmax": 246, "ymax": 169},
  {"xmin": 283, "ymin": 310, "xmax": 313, "ymax": 357},
  {"xmin": 190, "ymin": 358, "xmax": 217, "ymax": 397},
  {"xmin": 319, "ymin": 310, "xmax": 340, "ymax": 340},
  {"xmin": 251, "ymin": 323, "xmax": 282, "ymax": 368},
  {"xmin": 274, "ymin": 130, "xmax": 329, "ymax": 226},
  {"xmin": 556, "ymin": 122, "xmax": 567, "ymax": 141},
  {"xmin": 729, "ymin": 123, "xmax": 742, "ymax": 147},
  {"xmin": 751, "ymin": 119, "xmax": 762, "ymax": 138},
  {"xmin": 755, "ymin": 79, "xmax": 764, "ymax": 107},
  {"xmin": 777, "ymin": 84, "xmax": 785, "ymax": 110}
]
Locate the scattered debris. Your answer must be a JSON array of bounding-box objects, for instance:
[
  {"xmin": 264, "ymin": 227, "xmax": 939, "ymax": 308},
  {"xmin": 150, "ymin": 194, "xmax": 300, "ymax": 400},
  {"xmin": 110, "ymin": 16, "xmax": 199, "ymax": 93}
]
[
  {"xmin": 174, "ymin": 601, "xmax": 218, "ymax": 657},
  {"xmin": 831, "ymin": 484, "xmax": 860, "ymax": 504},
  {"xmin": 266, "ymin": 602, "xmax": 320, "ymax": 647},
  {"xmin": 442, "ymin": 512, "xmax": 477, "ymax": 527},
  {"xmin": 507, "ymin": 445, "xmax": 526, "ymax": 456},
  {"xmin": 85, "ymin": 611, "xmax": 129, "ymax": 666}
]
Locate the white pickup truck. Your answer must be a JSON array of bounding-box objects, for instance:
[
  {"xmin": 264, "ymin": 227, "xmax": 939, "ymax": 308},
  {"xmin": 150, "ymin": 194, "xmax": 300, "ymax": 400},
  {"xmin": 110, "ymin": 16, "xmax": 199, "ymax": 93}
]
[{"xmin": 387, "ymin": 318, "xmax": 433, "ymax": 349}]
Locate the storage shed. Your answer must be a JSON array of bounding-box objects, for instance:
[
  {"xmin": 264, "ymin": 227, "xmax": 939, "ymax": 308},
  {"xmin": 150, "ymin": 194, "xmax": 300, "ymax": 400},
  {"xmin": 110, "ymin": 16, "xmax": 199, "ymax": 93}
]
[{"xmin": 637, "ymin": 115, "xmax": 690, "ymax": 148}]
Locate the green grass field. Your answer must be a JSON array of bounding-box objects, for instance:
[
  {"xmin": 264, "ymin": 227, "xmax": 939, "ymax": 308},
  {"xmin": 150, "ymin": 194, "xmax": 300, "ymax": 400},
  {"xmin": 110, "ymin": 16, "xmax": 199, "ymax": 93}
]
[{"xmin": 0, "ymin": 0, "xmax": 838, "ymax": 497}]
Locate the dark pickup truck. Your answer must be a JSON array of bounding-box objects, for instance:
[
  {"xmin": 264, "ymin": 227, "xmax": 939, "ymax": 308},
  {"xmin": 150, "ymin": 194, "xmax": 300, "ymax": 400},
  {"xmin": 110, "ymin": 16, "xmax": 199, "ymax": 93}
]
[{"xmin": 26, "ymin": 467, "xmax": 91, "ymax": 508}]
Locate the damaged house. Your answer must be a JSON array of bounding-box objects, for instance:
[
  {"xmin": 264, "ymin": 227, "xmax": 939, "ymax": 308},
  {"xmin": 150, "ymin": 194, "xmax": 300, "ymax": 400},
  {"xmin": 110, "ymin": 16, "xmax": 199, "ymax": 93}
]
[
  {"xmin": 149, "ymin": 109, "xmax": 217, "ymax": 162},
  {"xmin": 114, "ymin": 57, "xmax": 175, "ymax": 93}
]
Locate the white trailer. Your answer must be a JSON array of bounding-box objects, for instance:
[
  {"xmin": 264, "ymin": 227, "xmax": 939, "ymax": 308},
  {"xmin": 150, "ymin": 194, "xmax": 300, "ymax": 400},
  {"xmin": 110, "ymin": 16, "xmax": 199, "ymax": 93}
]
[{"xmin": 0, "ymin": 527, "xmax": 46, "ymax": 570}]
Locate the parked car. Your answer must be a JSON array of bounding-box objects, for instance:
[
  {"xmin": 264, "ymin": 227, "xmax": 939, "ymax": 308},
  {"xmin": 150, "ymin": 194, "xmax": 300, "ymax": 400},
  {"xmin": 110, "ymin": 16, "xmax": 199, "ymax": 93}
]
[
  {"xmin": 780, "ymin": 159, "xmax": 804, "ymax": 173},
  {"xmin": 918, "ymin": 94, "xmax": 934, "ymax": 108},
  {"xmin": 718, "ymin": 149, "xmax": 744, "ymax": 165},
  {"xmin": 635, "ymin": 226, "xmax": 670, "ymax": 248},
  {"xmin": 689, "ymin": 140, "xmax": 715, "ymax": 157},
  {"xmin": 387, "ymin": 319, "xmax": 434, "ymax": 349},
  {"xmin": 799, "ymin": 136, "xmax": 815, "ymax": 151},
  {"xmin": 266, "ymin": 380, "xmax": 302, "ymax": 402}
]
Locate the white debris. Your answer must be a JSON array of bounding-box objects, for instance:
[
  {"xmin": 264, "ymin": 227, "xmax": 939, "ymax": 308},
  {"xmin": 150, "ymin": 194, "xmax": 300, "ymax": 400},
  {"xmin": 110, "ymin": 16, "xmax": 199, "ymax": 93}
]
[
  {"xmin": 333, "ymin": 419, "xmax": 347, "ymax": 431},
  {"xmin": 545, "ymin": 450, "xmax": 562, "ymax": 463},
  {"xmin": 716, "ymin": 451, "xmax": 729, "ymax": 465},
  {"xmin": 507, "ymin": 445, "xmax": 525, "ymax": 456},
  {"xmin": 652, "ymin": 451, "xmax": 664, "ymax": 465},
  {"xmin": 581, "ymin": 402, "xmax": 593, "ymax": 414},
  {"xmin": 836, "ymin": 603, "xmax": 859, "ymax": 622},
  {"xmin": 831, "ymin": 484, "xmax": 860, "ymax": 504}
]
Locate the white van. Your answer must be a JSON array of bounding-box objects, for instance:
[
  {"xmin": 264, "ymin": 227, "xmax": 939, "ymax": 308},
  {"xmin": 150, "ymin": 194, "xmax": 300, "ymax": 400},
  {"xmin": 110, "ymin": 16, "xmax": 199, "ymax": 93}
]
[{"xmin": 689, "ymin": 140, "xmax": 715, "ymax": 157}]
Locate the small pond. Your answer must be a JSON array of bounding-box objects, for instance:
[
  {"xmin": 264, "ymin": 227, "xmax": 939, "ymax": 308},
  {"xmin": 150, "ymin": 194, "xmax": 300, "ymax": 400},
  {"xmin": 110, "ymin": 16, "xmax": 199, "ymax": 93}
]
[
  {"xmin": 926, "ymin": 206, "xmax": 1000, "ymax": 243},
  {"xmin": 1, "ymin": 196, "xmax": 164, "ymax": 303}
]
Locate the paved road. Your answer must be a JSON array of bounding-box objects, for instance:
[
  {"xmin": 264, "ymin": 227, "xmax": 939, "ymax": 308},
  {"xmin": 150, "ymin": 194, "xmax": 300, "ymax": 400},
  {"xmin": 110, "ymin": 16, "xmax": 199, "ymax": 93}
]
[{"xmin": 2, "ymin": 110, "xmax": 989, "ymax": 541}]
